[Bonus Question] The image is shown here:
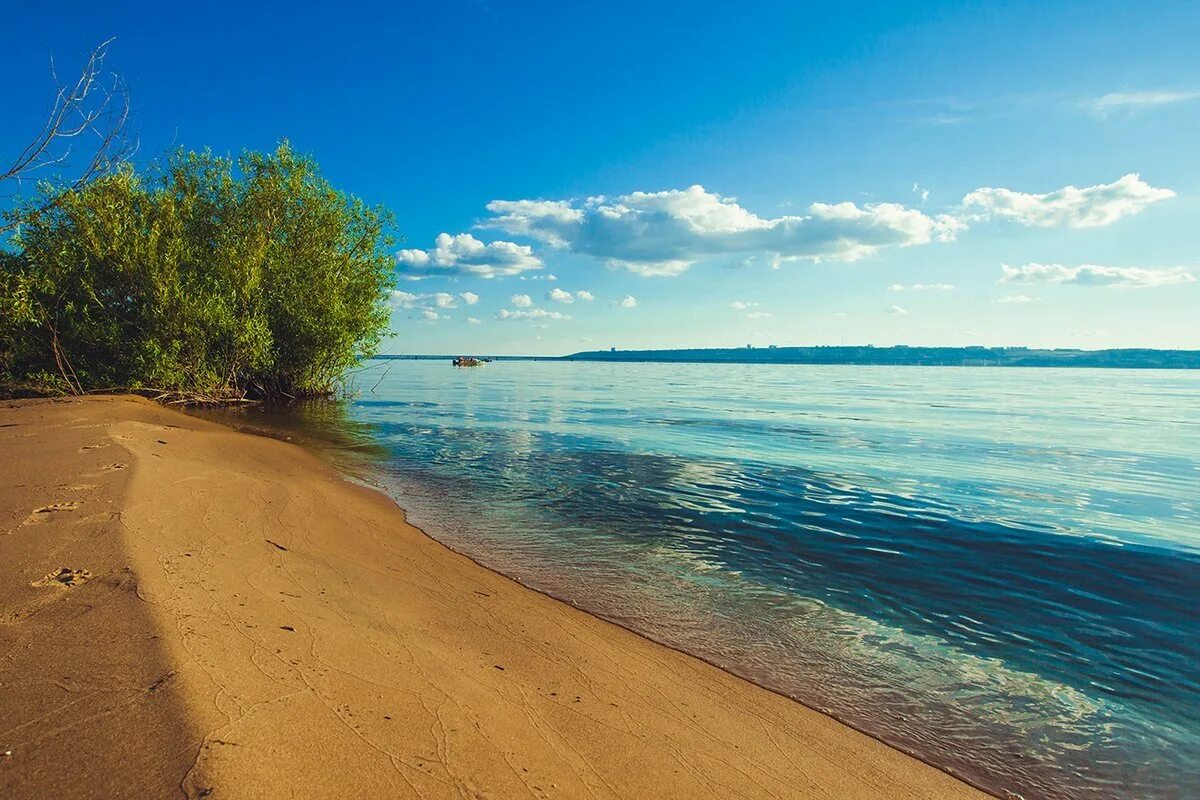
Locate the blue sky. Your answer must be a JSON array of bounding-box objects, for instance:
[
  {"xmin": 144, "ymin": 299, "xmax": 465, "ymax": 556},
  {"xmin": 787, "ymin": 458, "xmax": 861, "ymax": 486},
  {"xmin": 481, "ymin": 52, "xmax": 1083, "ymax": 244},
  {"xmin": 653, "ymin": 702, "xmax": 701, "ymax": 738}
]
[{"xmin": 5, "ymin": 1, "xmax": 1199, "ymax": 354}]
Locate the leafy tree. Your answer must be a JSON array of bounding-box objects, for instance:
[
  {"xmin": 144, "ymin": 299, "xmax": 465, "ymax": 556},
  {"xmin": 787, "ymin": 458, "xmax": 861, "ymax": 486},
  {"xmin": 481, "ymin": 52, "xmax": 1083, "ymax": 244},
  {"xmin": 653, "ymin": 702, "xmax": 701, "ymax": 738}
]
[{"xmin": 0, "ymin": 143, "xmax": 395, "ymax": 401}]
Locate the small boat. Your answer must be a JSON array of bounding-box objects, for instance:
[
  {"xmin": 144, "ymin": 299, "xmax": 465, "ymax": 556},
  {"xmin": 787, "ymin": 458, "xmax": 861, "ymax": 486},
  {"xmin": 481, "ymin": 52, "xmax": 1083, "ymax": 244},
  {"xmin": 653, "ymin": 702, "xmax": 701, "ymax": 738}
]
[{"xmin": 452, "ymin": 356, "xmax": 485, "ymax": 367}]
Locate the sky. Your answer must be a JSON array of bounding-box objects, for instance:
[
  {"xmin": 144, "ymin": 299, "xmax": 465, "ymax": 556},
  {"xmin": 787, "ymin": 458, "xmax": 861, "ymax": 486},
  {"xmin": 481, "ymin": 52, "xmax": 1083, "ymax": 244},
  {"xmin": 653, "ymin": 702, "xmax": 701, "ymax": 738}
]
[{"xmin": 4, "ymin": 0, "xmax": 1199, "ymax": 354}]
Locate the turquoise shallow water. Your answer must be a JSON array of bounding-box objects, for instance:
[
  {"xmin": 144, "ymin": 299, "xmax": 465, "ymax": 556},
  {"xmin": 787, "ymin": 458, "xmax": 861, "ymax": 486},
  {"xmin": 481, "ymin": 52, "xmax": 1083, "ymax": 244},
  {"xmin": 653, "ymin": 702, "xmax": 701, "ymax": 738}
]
[{"xmin": 203, "ymin": 361, "xmax": 1200, "ymax": 800}]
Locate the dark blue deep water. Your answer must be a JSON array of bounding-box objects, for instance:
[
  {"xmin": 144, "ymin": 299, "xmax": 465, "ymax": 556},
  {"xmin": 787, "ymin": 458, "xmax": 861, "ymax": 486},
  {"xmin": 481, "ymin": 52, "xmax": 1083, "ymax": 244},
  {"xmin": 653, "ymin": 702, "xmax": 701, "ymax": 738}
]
[{"xmin": 203, "ymin": 362, "xmax": 1200, "ymax": 800}]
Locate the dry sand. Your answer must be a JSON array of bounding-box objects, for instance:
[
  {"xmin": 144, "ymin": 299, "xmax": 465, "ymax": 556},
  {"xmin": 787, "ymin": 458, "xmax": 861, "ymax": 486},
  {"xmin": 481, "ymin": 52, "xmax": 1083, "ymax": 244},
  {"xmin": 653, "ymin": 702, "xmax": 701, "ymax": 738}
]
[{"xmin": 0, "ymin": 396, "xmax": 988, "ymax": 799}]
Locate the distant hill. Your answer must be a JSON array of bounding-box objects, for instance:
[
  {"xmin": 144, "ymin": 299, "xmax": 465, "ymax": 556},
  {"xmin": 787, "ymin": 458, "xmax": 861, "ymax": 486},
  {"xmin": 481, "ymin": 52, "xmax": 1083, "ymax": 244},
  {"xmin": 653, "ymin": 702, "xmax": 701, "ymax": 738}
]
[{"xmin": 563, "ymin": 346, "xmax": 1200, "ymax": 369}]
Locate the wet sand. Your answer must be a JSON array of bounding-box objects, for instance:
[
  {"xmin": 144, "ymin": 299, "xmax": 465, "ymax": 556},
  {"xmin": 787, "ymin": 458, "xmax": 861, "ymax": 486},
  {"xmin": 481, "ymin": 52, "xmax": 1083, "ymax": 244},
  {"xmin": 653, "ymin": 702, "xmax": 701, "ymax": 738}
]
[{"xmin": 0, "ymin": 396, "xmax": 988, "ymax": 799}]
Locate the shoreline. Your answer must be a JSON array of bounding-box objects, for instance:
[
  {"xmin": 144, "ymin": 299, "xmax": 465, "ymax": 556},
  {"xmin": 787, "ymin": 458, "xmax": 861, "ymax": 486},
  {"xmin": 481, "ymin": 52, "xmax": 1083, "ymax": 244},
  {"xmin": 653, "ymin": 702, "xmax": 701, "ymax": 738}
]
[
  {"xmin": 246, "ymin": 420, "xmax": 996, "ymax": 795},
  {"xmin": 353, "ymin": 480, "xmax": 997, "ymax": 797},
  {"xmin": 1, "ymin": 396, "xmax": 989, "ymax": 799}
]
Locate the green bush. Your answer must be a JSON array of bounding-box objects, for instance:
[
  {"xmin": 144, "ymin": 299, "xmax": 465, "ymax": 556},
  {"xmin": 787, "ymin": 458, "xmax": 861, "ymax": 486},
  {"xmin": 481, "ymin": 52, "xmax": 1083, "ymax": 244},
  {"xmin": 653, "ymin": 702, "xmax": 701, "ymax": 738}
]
[{"xmin": 0, "ymin": 143, "xmax": 395, "ymax": 401}]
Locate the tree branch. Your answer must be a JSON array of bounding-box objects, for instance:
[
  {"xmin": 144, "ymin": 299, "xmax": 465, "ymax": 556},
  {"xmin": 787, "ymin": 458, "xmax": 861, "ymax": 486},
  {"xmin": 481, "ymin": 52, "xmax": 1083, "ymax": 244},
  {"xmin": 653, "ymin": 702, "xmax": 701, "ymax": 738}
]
[{"xmin": 1, "ymin": 38, "xmax": 136, "ymax": 232}]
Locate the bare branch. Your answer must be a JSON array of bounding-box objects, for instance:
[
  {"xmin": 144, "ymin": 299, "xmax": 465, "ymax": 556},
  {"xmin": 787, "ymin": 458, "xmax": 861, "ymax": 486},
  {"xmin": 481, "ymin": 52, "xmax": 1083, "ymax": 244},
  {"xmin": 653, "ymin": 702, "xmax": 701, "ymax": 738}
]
[{"xmin": 1, "ymin": 38, "xmax": 135, "ymax": 233}]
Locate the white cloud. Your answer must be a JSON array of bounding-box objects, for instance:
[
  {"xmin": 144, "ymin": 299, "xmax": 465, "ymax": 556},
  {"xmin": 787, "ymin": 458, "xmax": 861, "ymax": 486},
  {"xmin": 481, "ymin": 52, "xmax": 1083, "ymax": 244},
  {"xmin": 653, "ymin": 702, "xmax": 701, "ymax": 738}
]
[
  {"xmin": 481, "ymin": 184, "xmax": 961, "ymax": 277},
  {"xmin": 962, "ymin": 174, "xmax": 1174, "ymax": 228},
  {"xmin": 889, "ymin": 283, "xmax": 954, "ymax": 291},
  {"xmin": 730, "ymin": 300, "xmax": 758, "ymax": 310},
  {"xmin": 746, "ymin": 311, "xmax": 772, "ymax": 319},
  {"xmin": 391, "ymin": 290, "xmax": 458, "ymax": 316},
  {"xmin": 887, "ymin": 305, "xmax": 908, "ymax": 315},
  {"xmin": 483, "ymin": 200, "xmax": 583, "ymax": 247},
  {"xmin": 575, "ymin": 290, "xmax": 594, "ymax": 301},
  {"xmin": 999, "ymin": 262, "xmax": 1196, "ymax": 289},
  {"xmin": 1089, "ymin": 90, "xmax": 1200, "ymax": 115},
  {"xmin": 390, "ymin": 290, "xmax": 418, "ymax": 307},
  {"xmin": 396, "ymin": 232, "xmax": 543, "ymax": 279},
  {"xmin": 996, "ymin": 294, "xmax": 1035, "ymax": 304},
  {"xmin": 511, "ymin": 293, "xmax": 533, "ymax": 307},
  {"xmin": 547, "ymin": 287, "xmax": 574, "ymax": 303},
  {"xmin": 460, "ymin": 291, "xmax": 479, "ymax": 305},
  {"xmin": 399, "ymin": 175, "xmax": 1176, "ymax": 286},
  {"xmin": 496, "ymin": 307, "xmax": 570, "ymax": 321},
  {"xmin": 616, "ymin": 295, "xmax": 638, "ymax": 308},
  {"xmin": 466, "ymin": 316, "xmax": 482, "ymax": 324}
]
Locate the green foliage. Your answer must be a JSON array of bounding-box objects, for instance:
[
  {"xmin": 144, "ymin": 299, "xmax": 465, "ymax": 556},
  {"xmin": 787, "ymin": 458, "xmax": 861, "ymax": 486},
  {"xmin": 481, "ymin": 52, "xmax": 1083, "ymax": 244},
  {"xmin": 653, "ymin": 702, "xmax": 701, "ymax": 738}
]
[{"xmin": 0, "ymin": 143, "xmax": 395, "ymax": 400}]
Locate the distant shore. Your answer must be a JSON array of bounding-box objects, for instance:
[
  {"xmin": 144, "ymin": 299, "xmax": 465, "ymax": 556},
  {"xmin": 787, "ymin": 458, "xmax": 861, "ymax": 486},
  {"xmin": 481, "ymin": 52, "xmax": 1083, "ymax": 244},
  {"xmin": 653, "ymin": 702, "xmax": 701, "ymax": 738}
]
[
  {"xmin": 0, "ymin": 396, "xmax": 986, "ymax": 799},
  {"xmin": 376, "ymin": 344, "xmax": 1200, "ymax": 368}
]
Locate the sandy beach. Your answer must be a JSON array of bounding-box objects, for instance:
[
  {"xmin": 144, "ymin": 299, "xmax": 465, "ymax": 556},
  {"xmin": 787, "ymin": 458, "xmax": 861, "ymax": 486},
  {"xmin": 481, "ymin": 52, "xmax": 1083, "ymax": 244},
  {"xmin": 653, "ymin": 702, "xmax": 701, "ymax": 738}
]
[{"xmin": 0, "ymin": 396, "xmax": 987, "ymax": 799}]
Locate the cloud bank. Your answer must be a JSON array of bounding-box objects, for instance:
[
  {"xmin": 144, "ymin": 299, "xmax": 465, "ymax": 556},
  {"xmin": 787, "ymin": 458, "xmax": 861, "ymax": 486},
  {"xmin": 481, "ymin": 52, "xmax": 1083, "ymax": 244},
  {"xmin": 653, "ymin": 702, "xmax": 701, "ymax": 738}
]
[
  {"xmin": 396, "ymin": 233, "xmax": 542, "ymax": 279},
  {"xmin": 391, "ymin": 289, "xmax": 482, "ymax": 320},
  {"xmin": 480, "ymin": 185, "xmax": 962, "ymax": 276},
  {"xmin": 1000, "ymin": 262, "xmax": 1196, "ymax": 288},
  {"xmin": 394, "ymin": 174, "xmax": 1177, "ymax": 288},
  {"xmin": 391, "ymin": 290, "xmax": 460, "ymax": 309},
  {"xmin": 496, "ymin": 307, "xmax": 570, "ymax": 321},
  {"xmin": 963, "ymin": 174, "xmax": 1174, "ymax": 228}
]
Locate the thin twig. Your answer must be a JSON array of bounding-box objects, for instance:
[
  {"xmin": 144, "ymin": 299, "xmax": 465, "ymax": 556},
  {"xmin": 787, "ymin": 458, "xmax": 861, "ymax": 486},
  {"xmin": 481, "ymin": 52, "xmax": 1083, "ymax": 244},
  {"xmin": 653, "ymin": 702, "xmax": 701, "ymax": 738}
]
[{"xmin": 2, "ymin": 38, "xmax": 135, "ymax": 233}]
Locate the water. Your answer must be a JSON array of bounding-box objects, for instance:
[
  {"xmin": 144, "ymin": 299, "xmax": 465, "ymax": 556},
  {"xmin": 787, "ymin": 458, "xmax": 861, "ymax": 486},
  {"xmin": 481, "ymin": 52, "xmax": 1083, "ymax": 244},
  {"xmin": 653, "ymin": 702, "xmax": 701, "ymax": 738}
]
[{"xmin": 199, "ymin": 361, "xmax": 1200, "ymax": 799}]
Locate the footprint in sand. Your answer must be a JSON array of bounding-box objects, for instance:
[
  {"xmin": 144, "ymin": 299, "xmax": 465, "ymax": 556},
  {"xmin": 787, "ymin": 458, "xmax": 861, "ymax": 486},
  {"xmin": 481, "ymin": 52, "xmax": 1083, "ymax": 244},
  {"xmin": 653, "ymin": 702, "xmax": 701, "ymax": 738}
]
[
  {"xmin": 33, "ymin": 567, "xmax": 93, "ymax": 588},
  {"xmin": 25, "ymin": 501, "xmax": 80, "ymax": 520},
  {"xmin": 22, "ymin": 501, "xmax": 82, "ymax": 526},
  {"xmin": 35, "ymin": 501, "xmax": 80, "ymax": 513},
  {"xmin": 78, "ymin": 462, "xmax": 128, "ymax": 479},
  {"xmin": 79, "ymin": 443, "xmax": 110, "ymax": 452}
]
